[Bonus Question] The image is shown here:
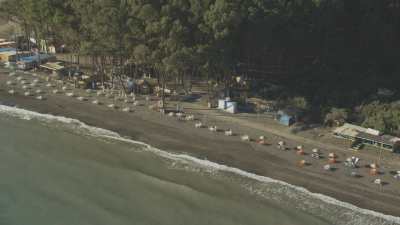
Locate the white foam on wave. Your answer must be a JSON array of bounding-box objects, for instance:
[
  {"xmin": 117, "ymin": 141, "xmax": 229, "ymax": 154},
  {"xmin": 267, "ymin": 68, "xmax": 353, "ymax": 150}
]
[{"xmin": 1, "ymin": 104, "xmax": 399, "ymax": 224}]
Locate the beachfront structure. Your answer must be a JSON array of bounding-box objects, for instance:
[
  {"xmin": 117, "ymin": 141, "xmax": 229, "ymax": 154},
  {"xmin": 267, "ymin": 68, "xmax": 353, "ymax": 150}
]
[
  {"xmin": 0, "ymin": 47, "xmax": 15, "ymax": 53},
  {"xmin": 0, "ymin": 50, "xmax": 16, "ymax": 62},
  {"xmin": 0, "ymin": 51, "xmax": 33, "ymax": 63},
  {"xmin": 0, "ymin": 41, "xmax": 16, "ymax": 48},
  {"xmin": 277, "ymin": 111, "xmax": 294, "ymax": 126},
  {"xmin": 333, "ymin": 123, "xmax": 400, "ymax": 152},
  {"xmin": 40, "ymin": 61, "xmax": 65, "ymax": 74},
  {"xmin": 276, "ymin": 108, "xmax": 302, "ymax": 126},
  {"xmin": 16, "ymin": 53, "xmax": 56, "ymax": 70},
  {"xmin": 218, "ymin": 98, "xmax": 238, "ymax": 114}
]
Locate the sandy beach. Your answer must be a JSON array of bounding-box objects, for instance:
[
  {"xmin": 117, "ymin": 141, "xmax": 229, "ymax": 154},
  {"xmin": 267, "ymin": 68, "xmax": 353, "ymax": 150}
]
[{"xmin": 1, "ymin": 69, "xmax": 400, "ymax": 218}]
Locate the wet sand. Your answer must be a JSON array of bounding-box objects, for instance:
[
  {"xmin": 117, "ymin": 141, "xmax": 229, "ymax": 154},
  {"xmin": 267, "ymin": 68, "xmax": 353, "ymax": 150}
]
[{"xmin": 1, "ymin": 70, "xmax": 400, "ymax": 218}]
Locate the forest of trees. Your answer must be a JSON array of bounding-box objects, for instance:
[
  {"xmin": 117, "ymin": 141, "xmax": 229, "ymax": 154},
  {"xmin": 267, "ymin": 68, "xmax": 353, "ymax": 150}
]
[{"xmin": 1, "ymin": 0, "xmax": 400, "ymax": 134}]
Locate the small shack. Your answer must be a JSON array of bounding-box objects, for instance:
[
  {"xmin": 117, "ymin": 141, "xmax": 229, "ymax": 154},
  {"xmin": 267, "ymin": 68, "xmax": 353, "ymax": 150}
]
[
  {"xmin": 218, "ymin": 98, "xmax": 238, "ymax": 114},
  {"xmin": 276, "ymin": 108, "xmax": 302, "ymax": 126}
]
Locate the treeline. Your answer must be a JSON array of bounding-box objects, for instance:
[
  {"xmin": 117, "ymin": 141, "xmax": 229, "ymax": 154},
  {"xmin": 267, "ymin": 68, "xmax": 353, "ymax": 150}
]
[{"xmin": 1, "ymin": 0, "xmax": 400, "ymax": 133}]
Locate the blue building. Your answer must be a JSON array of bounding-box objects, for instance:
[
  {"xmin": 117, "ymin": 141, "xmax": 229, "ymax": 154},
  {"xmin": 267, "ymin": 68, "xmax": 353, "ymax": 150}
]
[
  {"xmin": 276, "ymin": 108, "xmax": 301, "ymax": 126},
  {"xmin": 17, "ymin": 53, "xmax": 56, "ymax": 70},
  {"xmin": 0, "ymin": 48, "xmax": 15, "ymax": 52}
]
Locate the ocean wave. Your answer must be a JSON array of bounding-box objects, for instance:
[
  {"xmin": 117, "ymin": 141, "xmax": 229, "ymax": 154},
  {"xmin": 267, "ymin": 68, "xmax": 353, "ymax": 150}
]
[{"xmin": 1, "ymin": 104, "xmax": 399, "ymax": 225}]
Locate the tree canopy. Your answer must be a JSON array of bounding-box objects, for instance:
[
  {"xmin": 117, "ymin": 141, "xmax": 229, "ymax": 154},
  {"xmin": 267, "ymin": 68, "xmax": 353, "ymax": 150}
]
[{"xmin": 1, "ymin": 0, "xmax": 400, "ymax": 132}]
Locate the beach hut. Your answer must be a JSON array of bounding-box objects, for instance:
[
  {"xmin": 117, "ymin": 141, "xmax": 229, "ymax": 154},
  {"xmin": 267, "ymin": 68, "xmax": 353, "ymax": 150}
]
[
  {"xmin": 218, "ymin": 98, "xmax": 238, "ymax": 114},
  {"xmin": 276, "ymin": 109, "xmax": 299, "ymax": 126}
]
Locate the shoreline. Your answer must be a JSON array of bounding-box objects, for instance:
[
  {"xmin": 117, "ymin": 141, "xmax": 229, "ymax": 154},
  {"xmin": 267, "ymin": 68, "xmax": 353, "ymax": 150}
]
[
  {"xmin": 1, "ymin": 71, "xmax": 400, "ymax": 219},
  {"xmin": 2, "ymin": 104, "xmax": 400, "ymax": 224}
]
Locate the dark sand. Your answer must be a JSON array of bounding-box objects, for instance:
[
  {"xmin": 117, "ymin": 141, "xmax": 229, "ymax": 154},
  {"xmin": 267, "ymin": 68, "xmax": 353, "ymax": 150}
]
[{"xmin": 1, "ymin": 70, "xmax": 400, "ymax": 217}]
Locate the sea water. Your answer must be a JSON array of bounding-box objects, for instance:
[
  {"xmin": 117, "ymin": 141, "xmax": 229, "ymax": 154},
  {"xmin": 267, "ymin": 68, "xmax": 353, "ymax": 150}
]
[{"xmin": 0, "ymin": 105, "xmax": 399, "ymax": 225}]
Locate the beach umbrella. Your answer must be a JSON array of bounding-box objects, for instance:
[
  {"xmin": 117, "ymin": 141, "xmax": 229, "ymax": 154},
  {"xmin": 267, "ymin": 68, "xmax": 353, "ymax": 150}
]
[
  {"xmin": 176, "ymin": 112, "xmax": 185, "ymax": 118},
  {"xmin": 209, "ymin": 125, "xmax": 218, "ymax": 132},
  {"xmin": 328, "ymin": 153, "xmax": 337, "ymax": 164},
  {"xmin": 107, "ymin": 104, "xmax": 116, "ymax": 109},
  {"xmin": 324, "ymin": 164, "xmax": 332, "ymax": 171},
  {"xmin": 185, "ymin": 115, "xmax": 195, "ymax": 121},
  {"xmin": 350, "ymin": 171, "xmax": 358, "ymax": 177},
  {"xmin": 297, "ymin": 148, "xmax": 305, "ymax": 155},
  {"xmin": 369, "ymin": 168, "xmax": 378, "ymax": 176},
  {"xmin": 122, "ymin": 107, "xmax": 132, "ymax": 112},
  {"xmin": 257, "ymin": 136, "xmax": 268, "ymax": 145},
  {"xmin": 241, "ymin": 135, "xmax": 250, "ymax": 141},
  {"xmin": 77, "ymin": 96, "xmax": 86, "ymax": 101},
  {"xmin": 373, "ymin": 178, "xmax": 382, "ymax": 185},
  {"xmin": 195, "ymin": 122, "xmax": 203, "ymax": 128},
  {"xmin": 124, "ymin": 98, "xmax": 133, "ymax": 103},
  {"xmin": 6, "ymin": 80, "xmax": 15, "ymax": 85},
  {"xmin": 225, "ymin": 129, "xmax": 233, "ymax": 136},
  {"xmin": 97, "ymin": 91, "xmax": 105, "ymax": 96},
  {"xmin": 277, "ymin": 141, "xmax": 285, "ymax": 149},
  {"xmin": 345, "ymin": 157, "xmax": 360, "ymax": 168},
  {"xmin": 311, "ymin": 149, "xmax": 321, "ymax": 159},
  {"xmin": 298, "ymin": 160, "xmax": 307, "ymax": 167},
  {"xmin": 394, "ymin": 171, "xmax": 400, "ymax": 180}
]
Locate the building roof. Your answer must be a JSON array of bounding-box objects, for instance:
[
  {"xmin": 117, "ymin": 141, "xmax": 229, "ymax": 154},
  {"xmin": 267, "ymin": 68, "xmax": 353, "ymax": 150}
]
[
  {"xmin": 277, "ymin": 107, "xmax": 302, "ymax": 117},
  {"xmin": 0, "ymin": 50, "xmax": 16, "ymax": 56},
  {"xmin": 0, "ymin": 48, "xmax": 15, "ymax": 52},
  {"xmin": 18, "ymin": 54, "xmax": 54, "ymax": 63},
  {"xmin": 40, "ymin": 62, "xmax": 64, "ymax": 71},
  {"xmin": 356, "ymin": 132, "xmax": 399, "ymax": 146},
  {"xmin": 333, "ymin": 123, "xmax": 367, "ymax": 137},
  {"xmin": 0, "ymin": 41, "xmax": 15, "ymax": 46},
  {"xmin": 334, "ymin": 123, "xmax": 400, "ymax": 147}
]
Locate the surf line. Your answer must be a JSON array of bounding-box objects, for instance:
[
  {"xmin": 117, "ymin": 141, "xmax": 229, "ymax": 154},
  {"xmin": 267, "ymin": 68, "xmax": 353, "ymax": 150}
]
[{"xmin": 1, "ymin": 104, "xmax": 400, "ymax": 224}]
